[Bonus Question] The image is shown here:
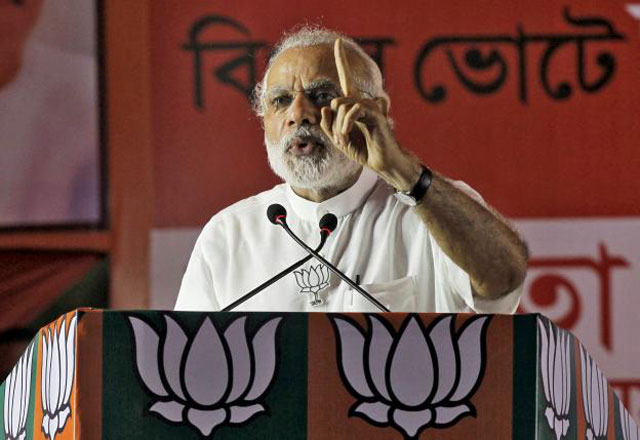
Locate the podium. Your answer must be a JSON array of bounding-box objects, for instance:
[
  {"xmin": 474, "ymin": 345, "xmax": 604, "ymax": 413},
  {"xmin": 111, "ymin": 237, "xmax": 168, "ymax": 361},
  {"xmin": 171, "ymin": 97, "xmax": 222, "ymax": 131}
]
[{"xmin": 1, "ymin": 309, "xmax": 638, "ymax": 439}]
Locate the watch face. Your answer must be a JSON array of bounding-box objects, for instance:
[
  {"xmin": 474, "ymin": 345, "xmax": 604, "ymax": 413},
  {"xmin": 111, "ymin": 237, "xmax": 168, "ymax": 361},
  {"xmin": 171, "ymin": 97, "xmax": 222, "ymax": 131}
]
[{"xmin": 394, "ymin": 191, "xmax": 418, "ymax": 206}]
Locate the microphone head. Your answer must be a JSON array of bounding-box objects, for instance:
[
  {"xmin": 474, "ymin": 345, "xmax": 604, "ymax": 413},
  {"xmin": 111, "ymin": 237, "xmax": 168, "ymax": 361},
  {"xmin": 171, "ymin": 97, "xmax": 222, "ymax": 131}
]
[
  {"xmin": 267, "ymin": 204, "xmax": 287, "ymax": 225},
  {"xmin": 319, "ymin": 213, "xmax": 338, "ymax": 234}
]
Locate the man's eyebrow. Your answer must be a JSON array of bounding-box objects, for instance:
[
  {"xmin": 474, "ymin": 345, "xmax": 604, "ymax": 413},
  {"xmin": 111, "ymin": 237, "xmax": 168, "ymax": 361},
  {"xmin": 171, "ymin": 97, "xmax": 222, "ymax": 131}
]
[
  {"xmin": 305, "ymin": 79, "xmax": 341, "ymax": 93},
  {"xmin": 266, "ymin": 79, "xmax": 342, "ymax": 96}
]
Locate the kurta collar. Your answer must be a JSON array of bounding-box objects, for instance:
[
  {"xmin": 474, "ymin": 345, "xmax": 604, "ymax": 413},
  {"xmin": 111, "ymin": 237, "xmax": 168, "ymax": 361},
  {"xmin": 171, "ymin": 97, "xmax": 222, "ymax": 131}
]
[{"xmin": 285, "ymin": 167, "xmax": 379, "ymax": 222}]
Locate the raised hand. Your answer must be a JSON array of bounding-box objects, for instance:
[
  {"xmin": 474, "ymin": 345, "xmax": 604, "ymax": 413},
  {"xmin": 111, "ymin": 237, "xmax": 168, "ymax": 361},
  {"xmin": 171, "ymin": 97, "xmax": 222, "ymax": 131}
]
[{"xmin": 320, "ymin": 38, "xmax": 419, "ymax": 191}]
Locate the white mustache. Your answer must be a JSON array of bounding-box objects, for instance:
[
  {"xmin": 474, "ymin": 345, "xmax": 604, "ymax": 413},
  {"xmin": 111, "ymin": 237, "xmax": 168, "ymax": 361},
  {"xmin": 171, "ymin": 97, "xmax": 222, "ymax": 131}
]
[{"xmin": 281, "ymin": 126, "xmax": 331, "ymax": 152}]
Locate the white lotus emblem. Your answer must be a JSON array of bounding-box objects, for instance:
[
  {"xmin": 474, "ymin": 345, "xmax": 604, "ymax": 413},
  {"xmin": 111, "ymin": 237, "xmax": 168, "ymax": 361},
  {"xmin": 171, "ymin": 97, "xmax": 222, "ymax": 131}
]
[
  {"xmin": 538, "ymin": 317, "xmax": 572, "ymax": 440},
  {"xmin": 619, "ymin": 398, "xmax": 640, "ymax": 440},
  {"xmin": 294, "ymin": 264, "xmax": 330, "ymax": 306},
  {"xmin": 579, "ymin": 344, "xmax": 608, "ymax": 439},
  {"xmin": 41, "ymin": 315, "xmax": 77, "ymax": 440},
  {"xmin": 330, "ymin": 314, "xmax": 491, "ymax": 439},
  {"xmin": 128, "ymin": 314, "xmax": 282, "ymax": 437},
  {"xmin": 3, "ymin": 342, "xmax": 35, "ymax": 440}
]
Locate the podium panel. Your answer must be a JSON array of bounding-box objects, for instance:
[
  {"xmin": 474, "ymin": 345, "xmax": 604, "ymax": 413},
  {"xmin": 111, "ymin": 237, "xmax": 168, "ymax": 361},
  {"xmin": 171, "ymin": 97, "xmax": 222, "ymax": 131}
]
[{"xmin": 1, "ymin": 309, "xmax": 638, "ymax": 439}]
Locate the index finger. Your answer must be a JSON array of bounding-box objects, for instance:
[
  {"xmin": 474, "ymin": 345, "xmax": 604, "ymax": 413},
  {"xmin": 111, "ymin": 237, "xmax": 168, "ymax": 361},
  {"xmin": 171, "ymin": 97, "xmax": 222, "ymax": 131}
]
[{"xmin": 334, "ymin": 38, "xmax": 358, "ymax": 98}]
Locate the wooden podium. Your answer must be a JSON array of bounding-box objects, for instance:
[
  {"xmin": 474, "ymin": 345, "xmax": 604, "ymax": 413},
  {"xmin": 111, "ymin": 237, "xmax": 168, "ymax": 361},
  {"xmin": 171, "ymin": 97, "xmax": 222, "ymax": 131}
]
[{"xmin": 1, "ymin": 309, "xmax": 638, "ymax": 439}]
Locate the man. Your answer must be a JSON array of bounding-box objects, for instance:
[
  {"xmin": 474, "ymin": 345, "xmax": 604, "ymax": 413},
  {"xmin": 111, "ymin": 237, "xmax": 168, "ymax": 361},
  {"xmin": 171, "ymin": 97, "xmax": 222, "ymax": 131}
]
[{"xmin": 175, "ymin": 27, "xmax": 528, "ymax": 313}]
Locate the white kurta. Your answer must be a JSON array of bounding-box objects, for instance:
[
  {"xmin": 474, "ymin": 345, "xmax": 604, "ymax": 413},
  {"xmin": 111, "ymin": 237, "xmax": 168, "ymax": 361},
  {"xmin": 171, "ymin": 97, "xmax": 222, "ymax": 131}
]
[{"xmin": 175, "ymin": 167, "xmax": 522, "ymax": 313}]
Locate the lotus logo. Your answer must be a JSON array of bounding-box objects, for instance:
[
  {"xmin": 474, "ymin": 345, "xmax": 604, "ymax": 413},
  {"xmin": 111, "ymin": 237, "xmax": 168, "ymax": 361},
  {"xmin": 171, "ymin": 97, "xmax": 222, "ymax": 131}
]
[
  {"xmin": 538, "ymin": 318, "xmax": 572, "ymax": 440},
  {"xmin": 294, "ymin": 264, "xmax": 330, "ymax": 306},
  {"xmin": 41, "ymin": 315, "xmax": 77, "ymax": 440},
  {"xmin": 619, "ymin": 399, "xmax": 640, "ymax": 440},
  {"xmin": 330, "ymin": 314, "xmax": 491, "ymax": 439},
  {"xmin": 579, "ymin": 344, "xmax": 608, "ymax": 440},
  {"xmin": 128, "ymin": 314, "xmax": 283, "ymax": 437},
  {"xmin": 3, "ymin": 342, "xmax": 35, "ymax": 440}
]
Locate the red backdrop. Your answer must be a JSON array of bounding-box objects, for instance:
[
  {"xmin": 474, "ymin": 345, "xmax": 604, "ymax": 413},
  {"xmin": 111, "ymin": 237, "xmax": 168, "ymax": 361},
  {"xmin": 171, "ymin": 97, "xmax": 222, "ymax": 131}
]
[{"xmin": 150, "ymin": 0, "xmax": 640, "ymax": 227}]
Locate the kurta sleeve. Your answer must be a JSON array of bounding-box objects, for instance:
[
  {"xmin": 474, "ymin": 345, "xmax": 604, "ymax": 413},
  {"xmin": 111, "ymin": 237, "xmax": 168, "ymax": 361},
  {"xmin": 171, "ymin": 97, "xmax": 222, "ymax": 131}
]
[
  {"xmin": 436, "ymin": 246, "xmax": 523, "ymax": 313},
  {"xmin": 174, "ymin": 234, "xmax": 220, "ymax": 311}
]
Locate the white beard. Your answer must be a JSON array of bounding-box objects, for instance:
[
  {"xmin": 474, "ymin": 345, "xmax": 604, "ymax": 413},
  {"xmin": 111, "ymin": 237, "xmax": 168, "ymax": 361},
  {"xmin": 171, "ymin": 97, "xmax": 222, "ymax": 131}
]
[{"xmin": 265, "ymin": 127, "xmax": 361, "ymax": 190}]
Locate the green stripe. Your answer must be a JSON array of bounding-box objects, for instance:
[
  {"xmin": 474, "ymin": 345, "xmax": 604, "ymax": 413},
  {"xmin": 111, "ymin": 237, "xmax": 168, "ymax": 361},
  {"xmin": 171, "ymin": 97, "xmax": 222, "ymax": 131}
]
[
  {"xmin": 0, "ymin": 334, "xmax": 39, "ymax": 440},
  {"xmin": 513, "ymin": 313, "xmax": 538, "ymax": 440}
]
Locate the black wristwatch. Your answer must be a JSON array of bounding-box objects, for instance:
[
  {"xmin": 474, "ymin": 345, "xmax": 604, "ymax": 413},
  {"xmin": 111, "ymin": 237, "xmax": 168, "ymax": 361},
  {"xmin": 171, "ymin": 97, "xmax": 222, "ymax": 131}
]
[{"xmin": 393, "ymin": 165, "xmax": 433, "ymax": 206}]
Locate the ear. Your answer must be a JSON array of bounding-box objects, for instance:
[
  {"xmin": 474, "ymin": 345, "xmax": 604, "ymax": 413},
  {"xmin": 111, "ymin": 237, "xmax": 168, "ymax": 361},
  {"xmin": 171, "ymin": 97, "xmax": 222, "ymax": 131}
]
[{"xmin": 374, "ymin": 96, "xmax": 390, "ymax": 117}]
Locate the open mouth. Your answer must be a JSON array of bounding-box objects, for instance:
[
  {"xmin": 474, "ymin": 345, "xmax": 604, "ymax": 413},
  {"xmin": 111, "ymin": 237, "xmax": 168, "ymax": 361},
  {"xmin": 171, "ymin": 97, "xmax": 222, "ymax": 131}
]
[{"xmin": 287, "ymin": 137, "xmax": 325, "ymax": 156}]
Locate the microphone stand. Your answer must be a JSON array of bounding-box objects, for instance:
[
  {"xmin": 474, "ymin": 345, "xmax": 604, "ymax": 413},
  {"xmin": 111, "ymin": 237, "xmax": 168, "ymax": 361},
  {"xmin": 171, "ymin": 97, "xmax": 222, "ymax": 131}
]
[
  {"xmin": 221, "ymin": 233, "xmax": 329, "ymax": 311},
  {"xmin": 277, "ymin": 219, "xmax": 390, "ymax": 313}
]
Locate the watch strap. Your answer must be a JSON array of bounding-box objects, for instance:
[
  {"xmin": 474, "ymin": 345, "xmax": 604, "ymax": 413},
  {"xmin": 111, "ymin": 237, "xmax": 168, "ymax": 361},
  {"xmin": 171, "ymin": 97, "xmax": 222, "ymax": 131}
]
[{"xmin": 409, "ymin": 165, "xmax": 432, "ymax": 204}]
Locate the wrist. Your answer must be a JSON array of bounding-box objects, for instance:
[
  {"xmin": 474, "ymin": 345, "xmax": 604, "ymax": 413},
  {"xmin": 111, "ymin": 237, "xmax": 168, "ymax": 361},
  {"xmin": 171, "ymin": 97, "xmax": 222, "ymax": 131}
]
[
  {"xmin": 394, "ymin": 164, "xmax": 433, "ymax": 206},
  {"xmin": 380, "ymin": 152, "xmax": 423, "ymax": 192}
]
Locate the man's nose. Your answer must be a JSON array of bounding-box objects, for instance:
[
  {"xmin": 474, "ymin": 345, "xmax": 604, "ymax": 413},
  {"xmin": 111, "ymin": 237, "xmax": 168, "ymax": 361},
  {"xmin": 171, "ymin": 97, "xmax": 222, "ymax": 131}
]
[{"xmin": 287, "ymin": 92, "xmax": 318, "ymax": 127}]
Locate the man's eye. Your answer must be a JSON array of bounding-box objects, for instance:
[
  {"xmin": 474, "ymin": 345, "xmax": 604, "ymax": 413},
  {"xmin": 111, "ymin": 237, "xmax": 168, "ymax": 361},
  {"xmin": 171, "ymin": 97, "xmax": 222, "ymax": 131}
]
[
  {"xmin": 272, "ymin": 96, "xmax": 291, "ymax": 108},
  {"xmin": 314, "ymin": 92, "xmax": 334, "ymax": 103}
]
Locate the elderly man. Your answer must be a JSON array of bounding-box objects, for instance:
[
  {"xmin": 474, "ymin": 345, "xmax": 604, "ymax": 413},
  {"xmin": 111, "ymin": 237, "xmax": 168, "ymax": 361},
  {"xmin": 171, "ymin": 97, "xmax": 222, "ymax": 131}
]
[{"xmin": 175, "ymin": 27, "xmax": 528, "ymax": 313}]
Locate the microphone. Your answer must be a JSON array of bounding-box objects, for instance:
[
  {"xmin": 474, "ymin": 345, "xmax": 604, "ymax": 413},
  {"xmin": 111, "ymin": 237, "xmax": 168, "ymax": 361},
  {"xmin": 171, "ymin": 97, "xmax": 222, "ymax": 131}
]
[
  {"xmin": 267, "ymin": 203, "xmax": 287, "ymax": 225},
  {"xmin": 221, "ymin": 205, "xmax": 336, "ymax": 311},
  {"xmin": 270, "ymin": 204, "xmax": 390, "ymax": 313},
  {"xmin": 318, "ymin": 210, "xmax": 338, "ymax": 235}
]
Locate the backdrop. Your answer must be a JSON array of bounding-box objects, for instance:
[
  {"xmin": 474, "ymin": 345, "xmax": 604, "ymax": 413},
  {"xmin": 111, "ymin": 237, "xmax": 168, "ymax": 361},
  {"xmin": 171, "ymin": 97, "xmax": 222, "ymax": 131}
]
[
  {"xmin": 145, "ymin": 0, "xmax": 640, "ymax": 422},
  {"xmin": 0, "ymin": 0, "xmax": 101, "ymax": 228}
]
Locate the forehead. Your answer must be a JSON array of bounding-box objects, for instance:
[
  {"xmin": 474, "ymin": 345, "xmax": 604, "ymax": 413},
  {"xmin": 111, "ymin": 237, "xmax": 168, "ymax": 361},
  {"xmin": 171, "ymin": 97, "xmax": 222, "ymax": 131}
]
[{"xmin": 265, "ymin": 44, "xmax": 367, "ymax": 91}]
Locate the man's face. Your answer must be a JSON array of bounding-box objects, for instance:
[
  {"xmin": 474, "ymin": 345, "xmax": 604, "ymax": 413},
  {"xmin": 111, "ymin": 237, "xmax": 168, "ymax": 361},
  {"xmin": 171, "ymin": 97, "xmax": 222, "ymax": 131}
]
[{"xmin": 262, "ymin": 44, "xmax": 370, "ymax": 189}]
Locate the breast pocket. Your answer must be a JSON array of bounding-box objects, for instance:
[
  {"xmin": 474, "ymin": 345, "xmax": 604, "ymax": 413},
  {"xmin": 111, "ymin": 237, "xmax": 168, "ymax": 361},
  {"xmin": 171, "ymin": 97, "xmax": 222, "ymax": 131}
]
[{"xmin": 348, "ymin": 276, "xmax": 418, "ymax": 313}]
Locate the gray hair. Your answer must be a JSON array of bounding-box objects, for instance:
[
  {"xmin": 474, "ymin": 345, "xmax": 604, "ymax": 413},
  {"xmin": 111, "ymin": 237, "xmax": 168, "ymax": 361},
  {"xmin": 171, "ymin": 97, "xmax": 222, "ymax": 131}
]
[{"xmin": 252, "ymin": 26, "xmax": 388, "ymax": 117}]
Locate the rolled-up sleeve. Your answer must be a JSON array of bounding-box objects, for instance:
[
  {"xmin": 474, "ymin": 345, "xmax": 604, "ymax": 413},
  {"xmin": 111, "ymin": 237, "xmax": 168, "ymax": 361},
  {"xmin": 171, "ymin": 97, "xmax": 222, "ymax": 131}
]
[{"xmin": 432, "ymin": 179, "xmax": 524, "ymax": 314}]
